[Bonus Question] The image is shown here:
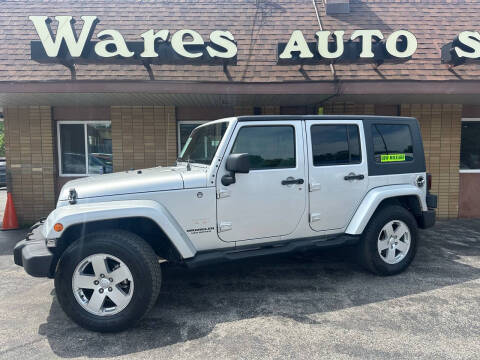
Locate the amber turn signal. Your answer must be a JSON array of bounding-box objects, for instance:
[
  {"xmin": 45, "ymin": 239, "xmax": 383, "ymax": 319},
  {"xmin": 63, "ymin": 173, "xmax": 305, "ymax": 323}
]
[{"xmin": 53, "ymin": 223, "xmax": 64, "ymax": 232}]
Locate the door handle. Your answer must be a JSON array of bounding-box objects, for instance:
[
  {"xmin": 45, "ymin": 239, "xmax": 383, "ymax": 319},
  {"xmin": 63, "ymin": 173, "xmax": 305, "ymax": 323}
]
[
  {"xmin": 281, "ymin": 178, "xmax": 304, "ymax": 185},
  {"xmin": 344, "ymin": 174, "xmax": 365, "ymax": 181}
]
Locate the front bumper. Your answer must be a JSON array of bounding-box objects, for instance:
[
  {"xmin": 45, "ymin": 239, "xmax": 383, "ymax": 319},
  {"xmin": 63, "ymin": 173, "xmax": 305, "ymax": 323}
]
[{"xmin": 13, "ymin": 222, "xmax": 54, "ymax": 278}]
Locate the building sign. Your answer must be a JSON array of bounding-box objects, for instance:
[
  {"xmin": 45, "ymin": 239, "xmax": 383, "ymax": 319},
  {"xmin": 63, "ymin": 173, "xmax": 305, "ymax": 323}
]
[
  {"xmin": 29, "ymin": 16, "xmax": 480, "ymax": 68},
  {"xmin": 441, "ymin": 31, "xmax": 480, "ymax": 66},
  {"xmin": 277, "ymin": 30, "xmax": 417, "ymax": 65},
  {"xmin": 29, "ymin": 16, "xmax": 237, "ymax": 65}
]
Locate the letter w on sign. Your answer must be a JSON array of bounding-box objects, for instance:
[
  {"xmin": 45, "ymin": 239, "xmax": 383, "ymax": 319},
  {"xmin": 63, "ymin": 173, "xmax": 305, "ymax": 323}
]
[{"xmin": 29, "ymin": 16, "xmax": 98, "ymax": 57}]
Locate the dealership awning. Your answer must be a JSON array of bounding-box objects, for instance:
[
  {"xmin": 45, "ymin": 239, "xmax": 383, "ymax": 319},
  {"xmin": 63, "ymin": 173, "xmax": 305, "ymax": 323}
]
[{"xmin": 2, "ymin": 80, "xmax": 480, "ymax": 107}]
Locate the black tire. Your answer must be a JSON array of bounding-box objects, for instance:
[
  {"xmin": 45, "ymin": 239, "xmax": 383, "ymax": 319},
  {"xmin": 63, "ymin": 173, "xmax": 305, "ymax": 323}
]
[
  {"xmin": 54, "ymin": 230, "xmax": 161, "ymax": 332},
  {"xmin": 357, "ymin": 205, "xmax": 418, "ymax": 276}
]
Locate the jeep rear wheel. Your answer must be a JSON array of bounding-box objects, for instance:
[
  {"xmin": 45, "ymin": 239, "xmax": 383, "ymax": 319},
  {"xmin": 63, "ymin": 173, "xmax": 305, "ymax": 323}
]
[
  {"xmin": 357, "ymin": 205, "xmax": 418, "ymax": 276},
  {"xmin": 55, "ymin": 230, "xmax": 161, "ymax": 332}
]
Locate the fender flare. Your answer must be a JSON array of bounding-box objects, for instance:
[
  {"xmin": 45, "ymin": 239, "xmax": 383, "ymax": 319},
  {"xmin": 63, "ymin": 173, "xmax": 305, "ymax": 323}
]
[
  {"xmin": 42, "ymin": 200, "xmax": 197, "ymax": 259},
  {"xmin": 345, "ymin": 184, "xmax": 427, "ymax": 235}
]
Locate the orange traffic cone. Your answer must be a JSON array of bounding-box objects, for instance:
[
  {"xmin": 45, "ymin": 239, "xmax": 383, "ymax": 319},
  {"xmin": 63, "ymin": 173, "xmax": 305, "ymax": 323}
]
[{"xmin": 2, "ymin": 192, "xmax": 19, "ymax": 230}]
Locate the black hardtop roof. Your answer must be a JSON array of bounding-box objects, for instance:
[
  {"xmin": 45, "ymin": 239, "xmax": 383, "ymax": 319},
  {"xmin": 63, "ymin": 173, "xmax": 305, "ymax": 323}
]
[
  {"xmin": 237, "ymin": 115, "xmax": 416, "ymax": 122},
  {"xmin": 236, "ymin": 114, "xmax": 425, "ymax": 177}
]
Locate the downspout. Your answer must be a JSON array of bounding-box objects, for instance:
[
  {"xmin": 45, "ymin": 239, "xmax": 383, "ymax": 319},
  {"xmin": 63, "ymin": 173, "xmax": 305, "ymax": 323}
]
[
  {"xmin": 312, "ymin": 0, "xmax": 342, "ymax": 107},
  {"xmin": 312, "ymin": 0, "xmax": 336, "ymax": 79}
]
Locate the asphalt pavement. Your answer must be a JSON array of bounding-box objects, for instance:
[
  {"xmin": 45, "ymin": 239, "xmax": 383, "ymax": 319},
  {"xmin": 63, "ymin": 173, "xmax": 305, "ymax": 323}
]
[{"xmin": 0, "ymin": 219, "xmax": 479, "ymax": 359}]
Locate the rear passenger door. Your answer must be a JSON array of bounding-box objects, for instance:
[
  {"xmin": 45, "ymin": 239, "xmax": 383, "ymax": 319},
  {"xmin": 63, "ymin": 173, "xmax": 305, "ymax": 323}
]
[{"xmin": 306, "ymin": 120, "xmax": 368, "ymax": 231}]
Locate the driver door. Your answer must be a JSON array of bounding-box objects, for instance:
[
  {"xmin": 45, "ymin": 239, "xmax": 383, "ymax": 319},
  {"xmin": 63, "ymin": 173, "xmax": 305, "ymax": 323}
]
[{"xmin": 216, "ymin": 120, "xmax": 306, "ymax": 243}]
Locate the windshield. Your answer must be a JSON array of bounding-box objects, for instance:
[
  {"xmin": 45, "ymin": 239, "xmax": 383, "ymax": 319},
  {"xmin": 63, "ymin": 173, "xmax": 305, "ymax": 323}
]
[{"xmin": 178, "ymin": 122, "xmax": 229, "ymax": 165}]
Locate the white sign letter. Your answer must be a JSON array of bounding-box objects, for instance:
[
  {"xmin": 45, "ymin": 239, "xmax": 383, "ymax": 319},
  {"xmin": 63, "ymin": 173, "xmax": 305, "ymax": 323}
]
[
  {"xmin": 95, "ymin": 29, "xmax": 134, "ymax": 57},
  {"xmin": 207, "ymin": 30, "xmax": 237, "ymax": 58},
  {"xmin": 350, "ymin": 30, "xmax": 383, "ymax": 58},
  {"xmin": 279, "ymin": 30, "xmax": 314, "ymax": 59},
  {"xmin": 140, "ymin": 29, "xmax": 169, "ymax": 57},
  {"xmin": 454, "ymin": 31, "xmax": 480, "ymax": 58},
  {"xmin": 316, "ymin": 30, "xmax": 345, "ymax": 59},
  {"xmin": 171, "ymin": 29, "xmax": 204, "ymax": 58},
  {"xmin": 29, "ymin": 15, "xmax": 97, "ymax": 57},
  {"xmin": 386, "ymin": 30, "xmax": 417, "ymax": 58}
]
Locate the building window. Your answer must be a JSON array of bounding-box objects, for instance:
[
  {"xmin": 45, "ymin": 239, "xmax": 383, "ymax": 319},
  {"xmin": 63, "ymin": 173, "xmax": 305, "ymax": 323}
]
[
  {"xmin": 372, "ymin": 124, "xmax": 414, "ymax": 163},
  {"xmin": 177, "ymin": 121, "xmax": 206, "ymax": 155},
  {"xmin": 310, "ymin": 125, "xmax": 361, "ymax": 166},
  {"xmin": 57, "ymin": 121, "xmax": 112, "ymax": 176},
  {"xmin": 460, "ymin": 119, "xmax": 480, "ymax": 172},
  {"xmin": 231, "ymin": 126, "xmax": 296, "ymax": 170}
]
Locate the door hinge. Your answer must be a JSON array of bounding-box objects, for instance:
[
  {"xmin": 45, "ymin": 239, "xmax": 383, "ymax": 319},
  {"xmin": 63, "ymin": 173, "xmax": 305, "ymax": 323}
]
[
  {"xmin": 310, "ymin": 213, "xmax": 322, "ymax": 222},
  {"xmin": 216, "ymin": 189, "xmax": 230, "ymax": 199},
  {"xmin": 218, "ymin": 221, "xmax": 232, "ymax": 232},
  {"xmin": 309, "ymin": 182, "xmax": 321, "ymax": 192}
]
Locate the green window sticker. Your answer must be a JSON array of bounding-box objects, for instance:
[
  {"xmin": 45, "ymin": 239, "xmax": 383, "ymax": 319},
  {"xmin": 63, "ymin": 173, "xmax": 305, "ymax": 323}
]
[{"xmin": 380, "ymin": 153, "xmax": 406, "ymax": 162}]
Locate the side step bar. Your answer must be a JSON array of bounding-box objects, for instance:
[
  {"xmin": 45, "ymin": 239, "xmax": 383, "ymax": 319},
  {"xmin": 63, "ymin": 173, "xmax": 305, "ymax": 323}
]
[{"xmin": 184, "ymin": 234, "xmax": 360, "ymax": 268}]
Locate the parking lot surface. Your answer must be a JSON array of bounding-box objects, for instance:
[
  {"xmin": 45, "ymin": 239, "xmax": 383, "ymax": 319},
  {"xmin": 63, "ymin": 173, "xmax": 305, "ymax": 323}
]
[{"xmin": 0, "ymin": 219, "xmax": 479, "ymax": 359}]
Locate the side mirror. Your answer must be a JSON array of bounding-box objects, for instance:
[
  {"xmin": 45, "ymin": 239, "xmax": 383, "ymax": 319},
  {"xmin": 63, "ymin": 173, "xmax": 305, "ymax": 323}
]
[
  {"xmin": 222, "ymin": 153, "xmax": 250, "ymax": 186},
  {"xmin": 226, "ymin": 153, "xmax": 250, "ymax": 174}
]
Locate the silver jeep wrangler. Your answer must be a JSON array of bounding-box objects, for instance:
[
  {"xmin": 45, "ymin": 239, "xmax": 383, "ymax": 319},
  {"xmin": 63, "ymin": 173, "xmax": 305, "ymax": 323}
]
[{"xmin": 14, "ymin": 115, "xmax": 437, "ymax": 332}]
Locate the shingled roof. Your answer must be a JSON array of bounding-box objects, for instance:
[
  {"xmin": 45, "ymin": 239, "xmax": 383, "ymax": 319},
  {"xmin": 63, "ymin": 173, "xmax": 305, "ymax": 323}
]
[{"xmin": 0, "ymin": 0, "xmax": 479, "ymax": 83}]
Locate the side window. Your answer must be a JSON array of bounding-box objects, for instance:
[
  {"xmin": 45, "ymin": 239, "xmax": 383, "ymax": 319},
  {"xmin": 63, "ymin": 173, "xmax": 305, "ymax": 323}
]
[
  {"xmin": 58, "ymin": 122, "xmax": 112, "ymax": 176},
  {"xmin": 231, "ymin": 126, "xmax": 296, "ymax": 170},
  {"xmin": 372, "ymin": 124, "xmax": 414, "ymax": 163},
  {"xmin": 460, "ymin": 121, "xmax": 480, "ymax": 170},
  {"xmin": 311, "ymin": 124, "xmax": 361, "ymax": 166}
]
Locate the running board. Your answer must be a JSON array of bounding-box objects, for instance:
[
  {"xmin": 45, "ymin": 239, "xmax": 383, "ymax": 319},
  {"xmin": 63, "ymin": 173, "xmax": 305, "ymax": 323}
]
[{"xmin": 184, "ymin": 234, "xmax": 360, "ymax": 268}]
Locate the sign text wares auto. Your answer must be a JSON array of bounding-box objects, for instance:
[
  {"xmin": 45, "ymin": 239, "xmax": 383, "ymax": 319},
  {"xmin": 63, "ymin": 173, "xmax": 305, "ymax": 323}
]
[{"xmin": 29, "ymin": 16, "xmax": 480, "ymax": 66}]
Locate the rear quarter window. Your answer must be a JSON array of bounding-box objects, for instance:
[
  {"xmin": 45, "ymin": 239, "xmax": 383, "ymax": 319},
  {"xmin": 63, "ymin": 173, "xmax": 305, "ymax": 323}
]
[{"xmin": 372, "ymin": 124, "xmax": 414, "ymax": 163}]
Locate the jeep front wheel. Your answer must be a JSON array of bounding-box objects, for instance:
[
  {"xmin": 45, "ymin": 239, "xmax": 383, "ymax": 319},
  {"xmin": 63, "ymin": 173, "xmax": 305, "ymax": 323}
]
[
  {"xmin": 54, "ymin": 230, "xmax": 162, "ymax": 332},
  {"xmin": 357, "ymin": 205, "xmax": 418, "ymax": 276}
]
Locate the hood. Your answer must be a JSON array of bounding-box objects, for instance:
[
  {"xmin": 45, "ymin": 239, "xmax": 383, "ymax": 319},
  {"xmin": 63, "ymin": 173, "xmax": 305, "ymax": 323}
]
[{"xmin": 58, "ymin": 165, "xmax": 208, "ymax": 201}]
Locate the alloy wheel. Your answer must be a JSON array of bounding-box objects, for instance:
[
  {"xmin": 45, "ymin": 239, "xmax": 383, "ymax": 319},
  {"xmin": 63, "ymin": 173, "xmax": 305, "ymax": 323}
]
[
  {"xmin": 72, "ymin": 253, "xmax": 134, "ymax": 316},
  {"xmin": 377, "ymin": 220, "xmax": 411, "ymax": 265}
]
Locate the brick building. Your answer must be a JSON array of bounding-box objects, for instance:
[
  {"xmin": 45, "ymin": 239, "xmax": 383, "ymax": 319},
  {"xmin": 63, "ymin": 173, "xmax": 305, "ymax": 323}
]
[{"xmin": 0, "ymin": 0, "xmax": 480, "ymax": 224}]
